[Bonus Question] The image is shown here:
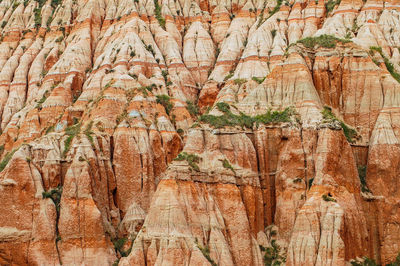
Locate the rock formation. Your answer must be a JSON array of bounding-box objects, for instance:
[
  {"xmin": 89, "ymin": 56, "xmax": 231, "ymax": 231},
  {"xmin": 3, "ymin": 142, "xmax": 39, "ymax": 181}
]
[{"xmin": 0, "ymin": 0, "xmax": 399, "ymax": 265}]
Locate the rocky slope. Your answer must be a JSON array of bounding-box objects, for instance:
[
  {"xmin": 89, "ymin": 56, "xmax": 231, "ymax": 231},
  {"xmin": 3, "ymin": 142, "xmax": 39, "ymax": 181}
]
[{"xmin": 0, "ymin": 0, "xmax": 400, "ymax": 265}]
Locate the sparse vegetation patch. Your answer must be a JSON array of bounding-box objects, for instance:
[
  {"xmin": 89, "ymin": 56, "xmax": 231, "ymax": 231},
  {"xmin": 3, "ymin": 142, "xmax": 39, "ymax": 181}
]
[
  {"xmin": 321, "ymin": 106, "xmax": 358, "ymax": 143},
  {"xmin": 195, "ymin": 239, "xmax": 217, "ymax": 266},
  {"xmin": 297, "ymin": 34, "xmax": 350, "ymax": 49},
  {"xmin": 156, "ymin": 94, "xmax": 173, "ymax": 115},
  {"xmin": 322, "ymin": 194, "xmax": 337, "ymax": 202},
  {"xmin": 154, "ymin": 0, "xmax": 166, "ymax": 30},
  {"xmin": 0, "ymin": 149, "xmax": 17, "ymax": 172},
  {"xmin": 199, "ymin": 102, "xmax": 296, "ymax": 129},
  {"xmin": 63, "ymin": 122, "xmax": 81, "ymax": 157},
  {"xmin": 370, "ymin": 46, "xmax": 400, "ymax": 83},
  {"xmin": 174, "ymin": 152, "xmax": 201, "ymax": 172}
]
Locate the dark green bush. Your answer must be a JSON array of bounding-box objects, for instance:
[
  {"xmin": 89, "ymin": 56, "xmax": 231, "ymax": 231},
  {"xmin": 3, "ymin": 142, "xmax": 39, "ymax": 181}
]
[
  {"xmin": 224, "ymin": 72, "xmax": 234, "ymax": 81},
  {"xmin": 325, "ymin": 0, "xmax": 341, "ymax": 13},
  {"xmin": 34, "ymin": 8, "xmax": 42, "ymax": 28},
  {"xmin": 161, "ymin": 70, "xmax": 168, "ymax": 83},
  {"xmin": 154, "ymin": 0, "xmax": 166, "ymax": 29},
  {"xmin": 268, "ymin": 0, "xmax": 283, "ymax": 17},
  {"xmin": 262, "ymin": 239, "xmax": 286, "ymax": 265},
  {"xmin": 156, "ymin": 94, "xmax": 173, "ymax": 115},
  {"xmin": 36, "ymin": 90, "xmax": 49, "ymax": 109},
  {"xmin": 186, "ymin": 100, "xmax": 200, "ymax": 117},
  {"xmin": 297, "ymin": 34, "xmax": 350, "ymax": 49},
  {"xmin": 357, "ymin": 165, "xmax": 371, "ymax": 192},
  {"xmin": 174, "ymin": 152, "xmax": 201, "ymax": 171},
  {"xmin": 252, "ymin": 76, "xmax": 266, "ymax": 84},
  {"xmin": 84, "ymin": 121, "xmax": 94, "ymax": 147},
  {"xmin": 199, "ymin": 103, "xmax": 295, "ymax": 129},
  {"xmin": 112, "ymin": 237, "xmax": 132, "ymax": 257},
  {"xmin": 234, "ymin": 78, "xmax": 247, "ymax": 85},
  {"xmin": 370, "ymin": 46, "xmax": 400, "ymax": 83},
  {"xmin": 308, "ymin": 178, "xmax": 314, "ymax": 189},
  {"xmin": 42, "ymin": 186, "xmax": 63, "ymax": 213},
  {"xmin": 321, "ymin": 106, "xmax": 358, "ymax": 143},
  {"xmin": 0, "ymin": 149, "xmax": 17, "ymax": 172},
  {"xmin": 195, "ymin": 240, "xmax": 217, "ymax": 266},
  {"xmin": 222, "ymin": 159, "xmax": 235, "ymax": 174},
  {"xmin": 322, "ymin": 194, "xmax": 337, "ymax": 202},
  {"xmin": 63, "ymin": 123, "xmax": 81, "ymax": 157}
]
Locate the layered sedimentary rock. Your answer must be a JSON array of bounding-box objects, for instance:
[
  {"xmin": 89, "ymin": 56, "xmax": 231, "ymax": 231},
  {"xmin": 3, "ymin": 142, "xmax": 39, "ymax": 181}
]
[{"xmin": 0, "ymin": 0, "xmax": 400, "ymax": 265}]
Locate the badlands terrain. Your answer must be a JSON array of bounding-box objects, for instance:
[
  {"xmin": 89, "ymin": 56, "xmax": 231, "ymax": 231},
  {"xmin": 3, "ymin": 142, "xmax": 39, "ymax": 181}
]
[{"xmin": 0, "ymin": 0, "xmax": 400, "ymax": 265}]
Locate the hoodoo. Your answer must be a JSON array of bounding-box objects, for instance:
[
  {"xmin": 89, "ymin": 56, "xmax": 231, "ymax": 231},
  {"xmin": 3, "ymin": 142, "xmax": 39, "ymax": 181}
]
[{"xmin": 0, "ymin": 0, "xmax": 399, "ymax": 265}]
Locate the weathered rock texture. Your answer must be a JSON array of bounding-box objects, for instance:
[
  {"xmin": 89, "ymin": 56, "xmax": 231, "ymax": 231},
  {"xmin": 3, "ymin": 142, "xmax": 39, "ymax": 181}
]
[{"xmin": 0, "ymin": 0, "xmax": 399, "ymax": 265}]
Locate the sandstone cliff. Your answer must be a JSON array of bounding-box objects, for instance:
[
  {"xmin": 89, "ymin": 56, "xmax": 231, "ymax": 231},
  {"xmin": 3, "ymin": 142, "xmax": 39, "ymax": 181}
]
[{"xmin": 0, "ymin": 0, "xmax": 400, "ymax": 265}]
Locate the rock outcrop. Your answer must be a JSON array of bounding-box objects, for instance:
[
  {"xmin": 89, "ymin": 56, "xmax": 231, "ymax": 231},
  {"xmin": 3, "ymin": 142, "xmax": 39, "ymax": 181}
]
[{"xmin": 0, "ymin": 0, "xmax": 400, "ymax": 265}]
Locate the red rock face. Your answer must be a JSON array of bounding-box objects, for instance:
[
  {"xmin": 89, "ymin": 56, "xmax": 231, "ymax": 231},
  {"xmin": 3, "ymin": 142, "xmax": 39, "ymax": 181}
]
[{"xmin": 0, "ymin": 0, "xmax": 400, "ymax": 265}]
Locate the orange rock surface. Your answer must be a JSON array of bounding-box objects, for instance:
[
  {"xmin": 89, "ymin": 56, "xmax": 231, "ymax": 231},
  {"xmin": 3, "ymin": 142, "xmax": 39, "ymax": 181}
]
[{"xmin": 0, "ymin": 0, "xmax": 399, "ymax": 265}]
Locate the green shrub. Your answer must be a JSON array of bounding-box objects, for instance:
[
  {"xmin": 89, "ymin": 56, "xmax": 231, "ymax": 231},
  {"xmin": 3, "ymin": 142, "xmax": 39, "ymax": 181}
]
[
  {"xmin": 145, "ymin": 44, "xmax": 155, "ymax": 56},
  {"xmin": 253, "ymin": 108, "xmax": 294, "ymax": 124},
  {"xmin": 195, "ymin": 240, "xmax": 217, "ymax": 266},
  {"xmin": 154, "ymin": 0, "xmax": 166, "ymax": 30},
  {"xmin": 325, "ymin": 0, "xmax": 341, "ymax": 13},
  {"xmin": 321, "ymin": 106, "xmax": 358, "ymax": 143},
  {"xmin": 0, "ymin": 149, "xmax": 17, "ymax": 172},
  {"xmin": 308, "ymin": 178, "xmax": 314, "ymax": 189},
  {"xmin": 45, "ymin": 125, "xmax": 55, "ymax": 134},
  {"xmin": 36, "ymin": 90, "xmax": 49, "ymax": 109},
  {"xmin": 297, "ymin": 34, "xmax": 350, "ymax": 49},
  {"xmin": 199, "ymin": 102, "xmax": 295, "ymax": 129},
  {"xmin": 161, "ymin": 70, "xmax": 168, "ymax": 83},
  {"xmin": 84, "ymin": 121, "xmax": 94, "ymax": 147},
  {"xmin": 222, "ymin": 159, "xmax": 235, "ymax": 174},
  {"xmin": 174, "ymin": 152, "xmax": 201, "ymax": 172},
  {"xmin": 55, "ymin": 36, "xmax": 63, "ymax": 43},
  {"xmin": 357, "ymin": 165, "xmax": 371, "ymax": 192},
  {"xmin": 34, "ymin": 7, "xmax": 42, "ymax": 28},
  {"xmin": 156, "ymin": 94, "xmax": 173, "ymax": 115},
  {"xmin": 322, "ymin": 194, "xmax": 337, "ymax": 202},
  {"xmin": 271, "ymin": 29, "xmax": 277, "ymax": 38},
  {"xmin": 50, "ymin": 0, "xmax": 62, "ymax": 8},
  {"xmin": 252, "ymin": 76, "xmax": 266, "ymax": 84},
  {"xmin": 293, "ymin": 178, "xmax": 303, "ymax": 183},
  {"xmin": 112, "ymin": 237, "xmax": 131, "ymax": 257},
  {"xmin": 262, "ymin": 239, "xmax": 286, "ymax": 265},
  {"xmin": 63, "ymin": 123, "xmax": 81, "ymax": 157},
  {"xmin": 128, "ymin": 73, "xmax": 137, "ymax": 80},
  {"xmin": 234, "ymin": 78, "xmax": 247, "ymax": 85},
  {"xmin": 257, "ymin": 10, "xmax": 264, "ymax": 28},
  {"xmin": 224, "ymin": 72, "xmax": 234, "ymax": 81},
  {"xmin": 370, "ymin": 46, "xmax": 400, "ymax": 83},
  {"xmin": 116, "ymin": 110, "xmax": 128, "ymax": 124},
  {"xmin": 268, "ymin": 0, "xmax": 283, "ymax": 17},
  {"xmin": 42, "ymin": 186, "xmax": 63, "ymax": 213},
  {"xmin": 186, "ymin": 100, "xmax": 200, "ymax": 117}
]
